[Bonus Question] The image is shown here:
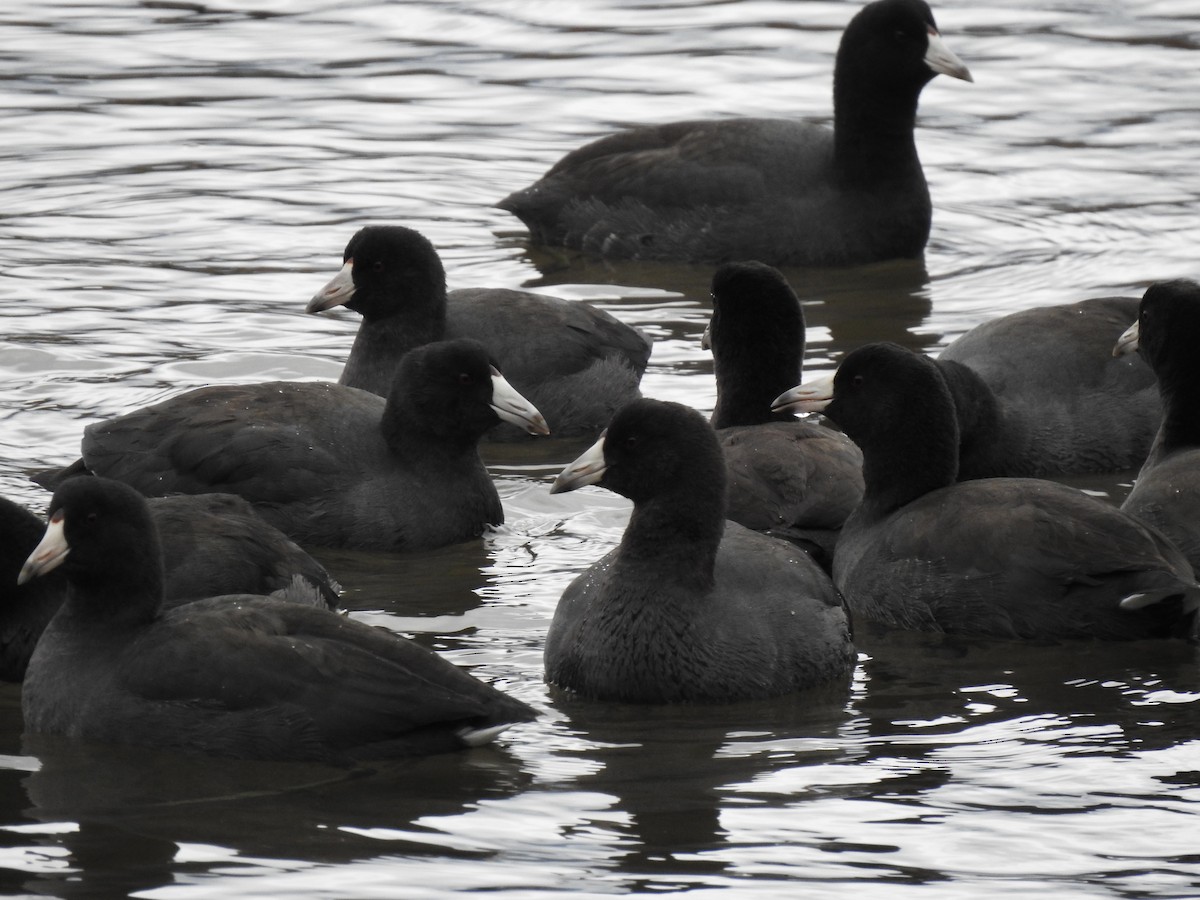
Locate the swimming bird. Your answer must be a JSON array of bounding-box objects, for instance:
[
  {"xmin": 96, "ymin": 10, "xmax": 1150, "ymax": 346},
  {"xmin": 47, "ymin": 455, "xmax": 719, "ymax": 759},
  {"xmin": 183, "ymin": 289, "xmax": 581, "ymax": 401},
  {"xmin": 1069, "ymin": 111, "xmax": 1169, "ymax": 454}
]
[
  {"xmin": 498, "ymin": 0, "xmax": 971, "ymax": 266},
  {"xmin": 307, "ymin": 225, "xmax": 651, "ymax": 440},
  {"xmin": 0, "ymin": 491, "xmax": 339, "ymax": 681},
  {"xmin": 938, "ymin": 296, "xmax": 1160, "ymax": 479},
  {"xmin": 546, "ymin": 398, "xmax": 855, "ymax": 703},
  {"xmin": 17, "ymin": 477, "xmax": 536, "ymax": 762},
  {"xmin": 1114, "ymin": 279, "xmax": 1200, "ymax": 571},
  {"xmin": 34, "ymin": 339, "xmax": 548, "ymax": 552},
  {"xmin": 772, "ymin": 342, "xmax": 1198, "ymax": 640},
  {"xmin": 706, "ymin": 261, "xmax": 863, "ymax": 565}
]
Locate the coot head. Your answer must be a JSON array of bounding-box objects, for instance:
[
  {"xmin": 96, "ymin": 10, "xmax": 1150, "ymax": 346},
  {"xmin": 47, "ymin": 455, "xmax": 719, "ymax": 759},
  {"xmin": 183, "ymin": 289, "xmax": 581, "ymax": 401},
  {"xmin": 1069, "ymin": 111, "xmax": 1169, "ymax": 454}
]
[
  {"xmin": 307, "ymin": 225, "xmax": 445, "ymax": 323},
  {"xmin": 551, "ymin": 398, "xmax": 725, "ymax": 510},
  {"xmin": 388, "ymin": 338, "xmax": 550, "ymax": 441}
]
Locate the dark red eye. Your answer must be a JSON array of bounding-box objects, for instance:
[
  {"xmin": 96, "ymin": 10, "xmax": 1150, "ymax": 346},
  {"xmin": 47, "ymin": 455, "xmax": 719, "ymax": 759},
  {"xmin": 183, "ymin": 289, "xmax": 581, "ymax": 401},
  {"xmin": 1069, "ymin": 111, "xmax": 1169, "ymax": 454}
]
[
  {"xmin": 458, "ymin": 373, "xmax": 473, "ymax": 385},
  {"xmin": 371, "ymin": 260, "xmax": 384, "ymax": 273}
]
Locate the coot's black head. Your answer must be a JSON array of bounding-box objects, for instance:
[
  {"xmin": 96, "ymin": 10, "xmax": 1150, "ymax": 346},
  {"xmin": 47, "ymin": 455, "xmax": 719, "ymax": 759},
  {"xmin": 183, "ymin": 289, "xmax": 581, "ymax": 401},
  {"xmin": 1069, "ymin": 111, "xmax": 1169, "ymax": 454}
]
[
  {"xmin": 773, "ymin": 342, "xmax": 960, "ymax": 507},
  {"xmin": 828, "ymin": 342, "xmax": 952, "ymax": 441},
  {"xmin": 836, "ymin": 0, "xmax": 972, "ymax": 100},
  {"xmin": 1127, "ymin": 279, "xmax": 1200, "ymax": 381},
  {"xmin": 20, "ymin": 476, "xmax": 164, "ymax": 604},
  {"xmin": 551, "ymin": 398, "xmax": 725, "ymax": 507},
  {"xmin": 307, "ymin": 225, "xmax": 447, "ymax": 322},
  {"xmin": 708, "ymin": 261, "xmax": 808, "ymax": 427},
  {"xmin": 385, "ymin": 338, "xmax": 548, "ymax": 443},
  {"xmin": 709, "ymin": 261, "xmax": 805, "ymax": 360}
]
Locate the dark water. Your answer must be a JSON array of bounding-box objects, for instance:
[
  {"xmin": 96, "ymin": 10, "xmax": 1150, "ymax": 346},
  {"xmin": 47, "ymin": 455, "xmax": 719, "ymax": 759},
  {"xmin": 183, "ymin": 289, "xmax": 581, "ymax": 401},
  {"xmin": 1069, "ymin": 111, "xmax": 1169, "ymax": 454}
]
[{"xmin": 1, "ymin": 0, "xmax": 1199, "ymax": 896}]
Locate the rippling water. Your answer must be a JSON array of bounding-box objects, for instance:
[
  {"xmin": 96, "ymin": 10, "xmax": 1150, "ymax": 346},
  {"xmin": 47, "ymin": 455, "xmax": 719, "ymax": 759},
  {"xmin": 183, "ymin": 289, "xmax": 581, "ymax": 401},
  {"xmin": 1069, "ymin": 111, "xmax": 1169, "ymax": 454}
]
[{"xmin": 2, "ymin": 0, "xmax": 1199, "ymax": 897}]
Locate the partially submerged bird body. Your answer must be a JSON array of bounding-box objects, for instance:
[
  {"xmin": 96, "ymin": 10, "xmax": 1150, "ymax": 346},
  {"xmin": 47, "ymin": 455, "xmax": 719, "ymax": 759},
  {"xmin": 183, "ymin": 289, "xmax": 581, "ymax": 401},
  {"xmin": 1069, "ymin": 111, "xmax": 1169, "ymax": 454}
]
[
  {"xmin": 939, "ymin": 295, "xmax": 1160, "ymax": 479},
  {"xmin": 18, "ymin": 477, "xmax": 535, "ymax": 763},
  {"xmin": 774, "ymin": 342, "xmax": 1198, "ymax": 641},
  {"xmin": 36, "ymin": 340, "xmax": 547, "ymax": 552},
  {"xmin": 0, "ymin": 490, "xmax": 339, "ymax": 683},
  {"xmin": 308, "ymin": 226, "xmax": 650, "ymax": 440},
  {"xmin": 546, "ymin": 399, "xmax": 855, "ymax": 704},
  {"xmin": 547, "ymin": 520, "xmax": 856, "ymax": 703},
  {"xmin": 833, "ymin": 476, "xmax": 1198, "ymax": 640},
  {"xmin": 499, "ymin": 0, "xmax": 971, "ymax": 265},
  {"xmin": 70, "ymin": 381, "xmax": 489, "ymax": 551}
]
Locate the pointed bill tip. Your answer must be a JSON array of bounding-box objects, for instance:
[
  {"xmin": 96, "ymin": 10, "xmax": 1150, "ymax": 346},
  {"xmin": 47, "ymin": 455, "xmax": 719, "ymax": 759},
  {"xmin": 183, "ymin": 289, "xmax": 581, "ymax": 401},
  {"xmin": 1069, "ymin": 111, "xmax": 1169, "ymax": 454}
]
[
  {"xmin": 550, "ymin": 435, "xmax": 607, "ymax": 494},
  {"xmin": 925, "ymin": 30, "xmax": 973, "ymax": 83},
  {"xmin": 1113, "ymin": 319, "xmax": 1139, "ymax": 357},
  {"xmin": 490, "ymin": 371, "xmax": 550, "ymax": 436},
  {"xmin": 306, "ymin": 260, "xmax": 356, "ymax": 314},
  {"xmin": 18, "ymin": 514, "xmax": 69, "ymax": 585}
]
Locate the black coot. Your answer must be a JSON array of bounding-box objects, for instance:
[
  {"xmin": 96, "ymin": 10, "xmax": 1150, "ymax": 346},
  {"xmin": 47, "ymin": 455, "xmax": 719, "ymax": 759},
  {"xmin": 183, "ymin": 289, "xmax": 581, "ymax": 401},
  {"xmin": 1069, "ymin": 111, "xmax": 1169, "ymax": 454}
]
[
  {"xmin": 35, "ymin": 340, "xmax": 547, "ymax": 552},
  {"xmin": 1115, "ymin": 280, "xmax": 1200, "ymax": 571},
  {"xmin": 307, "ymin": 225, "xmax": 651, "ymax": 440},
  {"xmin": 546, "ymin": 399, "xmax": 855, "ymax": 703},
  {"xmin": 498, "ymin": 0, "xmax": 971, "ymax": 265},
  {"xmin": 706, "ymin": 261, "xmax": 863, "ymax": 566},
  {"xmin": 17, "ymin": 477, "xmax": 536, "ymax": 763},
  {"xmin": 1, "ymin": 491, "xmax": 340, "ymax": 682},
  {"xmin": 773, "ymin": 342, "xmax": 1198, "ymax": 640}
]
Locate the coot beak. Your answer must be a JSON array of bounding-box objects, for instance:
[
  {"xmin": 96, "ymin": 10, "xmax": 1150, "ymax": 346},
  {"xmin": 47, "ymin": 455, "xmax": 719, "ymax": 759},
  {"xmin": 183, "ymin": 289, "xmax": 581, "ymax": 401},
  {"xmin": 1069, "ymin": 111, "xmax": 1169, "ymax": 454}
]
[
  {"xmin": 550, "ymin": 433, "xmax": 607, "ymax": 494},
  {"xmin": 306, "ymin": 259, "xmax": 356, "ymax": 314},
  {"xmin": 925, "ymin": 29, "xmax": 973, "ymax": 83},
  {"xmin": 1113, "ymin": 319, "xmax": 1140, "ymax": 357},
  {"xmin": 771, "ymin": 371, "xmax": 835, "ymax": 414},
  {"xmin": 490, "ymin": 367, "xmax": 550, "ymax": 436},
  {"xmin": 700, "ymin": 322, "xmax": 712, "ymax": 351},
  {"xmin": 18, "ymin": 510, "xmax": 69, "ymax": 585}
]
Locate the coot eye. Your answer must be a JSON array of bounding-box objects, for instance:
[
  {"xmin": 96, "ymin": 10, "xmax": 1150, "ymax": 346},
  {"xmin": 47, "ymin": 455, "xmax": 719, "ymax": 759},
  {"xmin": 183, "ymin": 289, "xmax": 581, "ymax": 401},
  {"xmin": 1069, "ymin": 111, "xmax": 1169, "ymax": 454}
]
[
  {"xmin": 371, "ymin": 260, "xmax": 385, "ymax": 273},
  {"xmin": 458, "ymin": 372, "xmax": 473, "ymax": 385}
]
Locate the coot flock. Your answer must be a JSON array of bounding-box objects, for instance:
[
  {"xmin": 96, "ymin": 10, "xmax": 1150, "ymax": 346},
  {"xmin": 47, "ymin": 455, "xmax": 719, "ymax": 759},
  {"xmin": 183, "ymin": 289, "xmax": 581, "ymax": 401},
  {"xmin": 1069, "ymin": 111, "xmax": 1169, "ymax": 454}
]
[{"xmin": 9, "ymin": 0, "xmax": 1196, "ymax": 769}]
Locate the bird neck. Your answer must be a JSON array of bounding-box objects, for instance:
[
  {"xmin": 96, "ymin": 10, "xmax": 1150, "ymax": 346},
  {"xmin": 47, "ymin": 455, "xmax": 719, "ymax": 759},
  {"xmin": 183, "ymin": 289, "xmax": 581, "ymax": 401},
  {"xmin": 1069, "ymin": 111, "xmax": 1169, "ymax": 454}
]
[
  {"xmin": 712, "ymin": 340, "xmax": 803, "ymax": 429},
  {"xmin": 616, "ymin": 488, "xmax": 725, "ymax": 592},
  {"xmin": 857, "ymin": 384, "xmax": 959, "ymax": 520},
  {"xmin": 64, "ymin": 561, "xmax": 163, "ymax": 629},
  {"xmin": 832, "ymin": 72, "xmax": 923, "ymax": 185},
  {"xmin": 1155, "ymin": 370, "xmax": 1200, "ymax": 453},
  {"xmin": 360, "ymin": 301, "xmax": 446, "ymax": 357},
  {"xmin": 379, "ymin": 399, "xmax": 481, "ymax": 464}
]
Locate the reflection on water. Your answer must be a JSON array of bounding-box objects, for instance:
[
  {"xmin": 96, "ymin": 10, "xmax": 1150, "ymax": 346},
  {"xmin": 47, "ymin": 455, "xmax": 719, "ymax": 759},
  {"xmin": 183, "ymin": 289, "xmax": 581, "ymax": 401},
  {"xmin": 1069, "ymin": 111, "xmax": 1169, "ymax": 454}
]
[{"xmin": 1, "ymin": 0, "xmax": 1199, "ymax": 896}]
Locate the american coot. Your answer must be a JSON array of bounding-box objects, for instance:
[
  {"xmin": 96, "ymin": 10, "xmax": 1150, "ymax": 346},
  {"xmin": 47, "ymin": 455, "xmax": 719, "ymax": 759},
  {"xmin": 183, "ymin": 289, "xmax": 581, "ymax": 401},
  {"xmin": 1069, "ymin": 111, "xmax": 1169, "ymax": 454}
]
[
  {"xmin": 772, "ymin": 342, "xmax": 1198, "ymax": 640},
  {"xmin": 1114, "ymin": 280, "xmax": 1200, "ymax": 571},
  {"xmin": 706, "ymin": 261, "xmax": 863, "ymax": 565},
  {"xmin": 938, "ymin": 296, "xmax": 1161, "ymax": 479},
  {"xmin": 307, "ymin": 225, "xmax": 651, "ymax": 440},
  {"xmin": 546, "ymin": 399, "xmax": 855, "ymax": 703},
  {"xmin": 35, "ymin": 339, "xmax": 548, "ymax": 552},
  {"xmin": 498, "ymin": 0, "xmax": 971, "ymax": 266},
  {"xmin": 17, "ymin": 477, "xmax": 536, "ymax": 763},
  {"xmin": 0, "ymin": 491, "xmax": 340, "ymax": 682}
]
